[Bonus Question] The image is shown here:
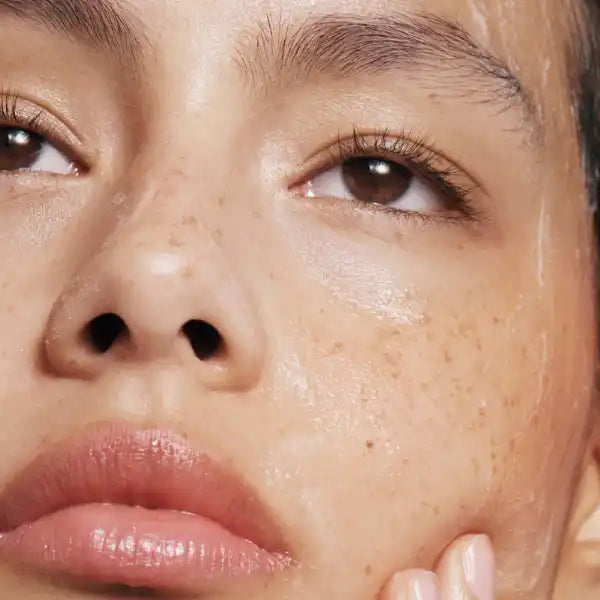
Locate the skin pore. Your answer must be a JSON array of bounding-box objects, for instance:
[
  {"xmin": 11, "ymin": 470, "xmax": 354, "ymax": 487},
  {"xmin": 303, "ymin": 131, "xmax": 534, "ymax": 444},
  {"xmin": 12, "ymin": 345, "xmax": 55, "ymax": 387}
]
[{"xmin": 0, "ymin": 0, "xmax": 597, "ymax": 599}]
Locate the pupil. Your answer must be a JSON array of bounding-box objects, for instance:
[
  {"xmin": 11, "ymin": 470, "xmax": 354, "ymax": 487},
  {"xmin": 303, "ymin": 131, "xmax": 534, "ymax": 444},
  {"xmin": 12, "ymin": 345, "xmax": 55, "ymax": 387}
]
[
  {"xmin": 342, "ymin": 157, "xmax": 412, "ymax": 205},
  {"xmin": 0, "ymin": 127, "xmax": 43, "ymax": 171}
]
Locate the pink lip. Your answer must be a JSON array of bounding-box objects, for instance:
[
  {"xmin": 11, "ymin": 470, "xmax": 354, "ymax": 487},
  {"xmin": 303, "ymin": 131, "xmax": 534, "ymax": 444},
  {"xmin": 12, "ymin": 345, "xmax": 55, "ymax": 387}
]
[{"xmin": 0, "ymin": 423, "xmax": 290, "ymax": 592}]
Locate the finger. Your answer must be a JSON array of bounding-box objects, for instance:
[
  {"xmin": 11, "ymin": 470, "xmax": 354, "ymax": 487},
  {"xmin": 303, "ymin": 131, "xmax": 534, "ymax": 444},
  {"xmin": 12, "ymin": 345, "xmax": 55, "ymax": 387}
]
[
  {"xmin": 379, "ymin": 569, "xmax": 440, "ymax": 600},
  {"xmin": 437, "ymin": 535, "xmax": 495, "ymax": 600}
]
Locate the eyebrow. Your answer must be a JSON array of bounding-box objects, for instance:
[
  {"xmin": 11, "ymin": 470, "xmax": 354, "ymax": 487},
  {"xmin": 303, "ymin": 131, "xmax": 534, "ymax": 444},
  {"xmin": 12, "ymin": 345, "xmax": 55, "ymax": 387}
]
[
  {"xmin": 236, "ymin": 12, "xmax": 537, "ymax": 129},
  {"xmin": 0, "ymin": 0, "xmax": 144, "ymax": 65}
]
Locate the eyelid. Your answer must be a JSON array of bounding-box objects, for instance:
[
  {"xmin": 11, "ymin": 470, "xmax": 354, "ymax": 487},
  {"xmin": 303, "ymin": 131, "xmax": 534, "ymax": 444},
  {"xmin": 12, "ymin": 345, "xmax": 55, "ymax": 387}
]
[
  {"xmin": 290, "ymin": 128, "xmax": 486, "ymax": 197},
  {"xmin": 0, "ymin": 92, "xmax": 90, "ymax": 173}
]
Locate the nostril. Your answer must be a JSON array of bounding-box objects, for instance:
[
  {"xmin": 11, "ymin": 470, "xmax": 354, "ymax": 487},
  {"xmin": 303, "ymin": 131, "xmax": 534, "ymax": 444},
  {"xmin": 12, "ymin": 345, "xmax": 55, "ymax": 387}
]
[
  {"xmin": 182, "ymin": 320, "xmax": 223, "ymax": 360},
  {"xmin": 85, "ymin": 313, "xmax": 127, "ymax": 353}
]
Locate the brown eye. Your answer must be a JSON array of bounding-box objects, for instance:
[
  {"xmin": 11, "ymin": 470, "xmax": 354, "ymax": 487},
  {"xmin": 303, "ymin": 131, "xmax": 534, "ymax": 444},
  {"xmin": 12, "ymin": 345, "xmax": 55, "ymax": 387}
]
[
  {"xmin": 341, "ymin": 157, "xmax": 413, "ymax": 205},
  {"xmin": 303, "ymin": 154, "xmax": 448, "ymax": 215},
  {"xmin": 0, "ymin": 126, "xmax": 75, "ymax": 174},
  {"xmin": 0, "ymin": 127, "xmax": 43, "ymax": 171}
]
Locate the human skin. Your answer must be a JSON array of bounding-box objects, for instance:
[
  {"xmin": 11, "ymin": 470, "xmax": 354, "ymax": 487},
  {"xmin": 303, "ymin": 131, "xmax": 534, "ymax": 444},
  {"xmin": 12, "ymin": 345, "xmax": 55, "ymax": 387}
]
[{"xmin": 0, "ymin": 0, "xmax": 596, "ymax": 599}]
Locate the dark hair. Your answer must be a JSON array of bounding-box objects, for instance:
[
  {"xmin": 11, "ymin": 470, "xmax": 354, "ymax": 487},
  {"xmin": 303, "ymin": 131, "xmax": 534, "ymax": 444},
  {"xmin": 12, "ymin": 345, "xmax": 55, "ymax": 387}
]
[{"xmin": 575, "ymin": 0, "xmax": 600, "ymax": 222}]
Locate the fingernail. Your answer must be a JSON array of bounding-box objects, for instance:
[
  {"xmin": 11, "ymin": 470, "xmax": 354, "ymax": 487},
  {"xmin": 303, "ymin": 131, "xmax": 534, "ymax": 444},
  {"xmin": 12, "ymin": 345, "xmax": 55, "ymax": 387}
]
[
  {"xmin": 462, "ymin": 535, "xmax": 495, "ymax": 600},
  {"xmin": 408, "ymin": 571, "xmax": 439, "ymax": 600}
]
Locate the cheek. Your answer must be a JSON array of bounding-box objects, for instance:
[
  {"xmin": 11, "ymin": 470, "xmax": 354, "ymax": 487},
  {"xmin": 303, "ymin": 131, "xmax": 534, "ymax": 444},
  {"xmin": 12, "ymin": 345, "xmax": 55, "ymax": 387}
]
[{"xmin": 278, "ymin": 272, "xmax": 594, "ymax": 598}]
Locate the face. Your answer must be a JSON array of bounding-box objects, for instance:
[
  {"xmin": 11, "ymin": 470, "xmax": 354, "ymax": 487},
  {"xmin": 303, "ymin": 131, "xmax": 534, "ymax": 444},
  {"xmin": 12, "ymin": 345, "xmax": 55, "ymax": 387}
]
[{"xmin": 0, "ymin": 0, "xmax": 595, "ymax": 598}]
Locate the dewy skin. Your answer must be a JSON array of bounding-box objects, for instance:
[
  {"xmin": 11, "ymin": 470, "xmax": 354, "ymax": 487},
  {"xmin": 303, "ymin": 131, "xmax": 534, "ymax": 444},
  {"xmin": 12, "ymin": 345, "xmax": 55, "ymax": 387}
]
[{"xmin": 0, "ymin": 1, "xmax": 597, "ymax": 599}]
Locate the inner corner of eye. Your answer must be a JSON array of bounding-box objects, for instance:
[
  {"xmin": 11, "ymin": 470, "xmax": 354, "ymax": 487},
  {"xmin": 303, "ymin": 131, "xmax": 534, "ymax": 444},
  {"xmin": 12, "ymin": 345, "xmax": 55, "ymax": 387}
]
[
  {"xmin": 290, "ymin": 179, "xmax": 313, "ymax": 197},
  {"xmin": 71, "ymin": 155, "xmax": 92, "ymax": 174},
  {"xmin": 69, "ymin": 161, "xmax": 83, "ymax": 176}
]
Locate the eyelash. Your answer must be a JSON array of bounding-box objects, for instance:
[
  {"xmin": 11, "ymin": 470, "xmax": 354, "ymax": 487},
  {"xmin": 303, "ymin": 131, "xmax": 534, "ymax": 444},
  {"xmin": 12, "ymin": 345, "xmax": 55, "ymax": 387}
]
[
  {"xmin": 0, "ymin": 92, "xmax": 47, "ymax": 137},
  {"xmin": 313, "ymin": 128, "xmax": 480, "ymax": 223}
]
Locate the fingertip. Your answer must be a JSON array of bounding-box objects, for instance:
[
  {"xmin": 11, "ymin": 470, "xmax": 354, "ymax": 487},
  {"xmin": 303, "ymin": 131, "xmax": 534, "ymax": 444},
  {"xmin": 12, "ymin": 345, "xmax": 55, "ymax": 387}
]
[
  {"xmin": 381, "ymin": 569, "xmax": 439, "ymax": 600},
  {"xmin": 462, "ymin": 535, "xmax": 495, "ymax": 600},
  {"xmin": 436, "ymin": 534, "xmax": 495, "ymax": 600}
]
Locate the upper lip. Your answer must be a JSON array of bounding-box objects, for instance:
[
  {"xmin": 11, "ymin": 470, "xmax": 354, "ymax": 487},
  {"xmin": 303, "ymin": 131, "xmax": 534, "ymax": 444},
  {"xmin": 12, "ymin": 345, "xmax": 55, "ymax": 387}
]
[{"xmin": 0, "ymin": 423, "xmax": 286, "ymax": 554}]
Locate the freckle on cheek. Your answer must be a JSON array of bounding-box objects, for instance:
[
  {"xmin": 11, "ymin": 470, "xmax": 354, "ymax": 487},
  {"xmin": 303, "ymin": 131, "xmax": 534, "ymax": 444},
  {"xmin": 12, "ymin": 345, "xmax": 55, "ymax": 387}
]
[
  {"xmin": 169, "ymin": 235, "xmax": 183, "ymax": 247},
  {"xmin": 331, "ymin": 342, "xmax": 344, "ymax": 354},
  {"xmin": 383, "ymin": 351, "xmax": 399, "ymax": 367},
  {"xmin": 181, "ymin": 215, "xmax": 198, "ymax": 226}
]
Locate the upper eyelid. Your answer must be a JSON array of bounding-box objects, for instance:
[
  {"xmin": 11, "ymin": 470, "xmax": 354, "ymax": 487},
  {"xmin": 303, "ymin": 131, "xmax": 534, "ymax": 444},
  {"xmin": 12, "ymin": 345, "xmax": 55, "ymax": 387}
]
[
  {"xmin": 0, "ymin": 92, "xmax": 82, "ymax": 141},
  {"xmin": 0, "ymin": 93, "xmax": 89, "ymax": 170},
  {"xmin": 290, "ymin": 130, "xmax": 483, "ymax": 195}
]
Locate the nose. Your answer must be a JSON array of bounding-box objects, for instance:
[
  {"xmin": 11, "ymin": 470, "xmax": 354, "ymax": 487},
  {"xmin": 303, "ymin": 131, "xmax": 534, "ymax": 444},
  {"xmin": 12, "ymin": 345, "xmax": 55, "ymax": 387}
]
[{"xmin": 43, "ymin": 214, "xmax": 266, "ymax": 391}]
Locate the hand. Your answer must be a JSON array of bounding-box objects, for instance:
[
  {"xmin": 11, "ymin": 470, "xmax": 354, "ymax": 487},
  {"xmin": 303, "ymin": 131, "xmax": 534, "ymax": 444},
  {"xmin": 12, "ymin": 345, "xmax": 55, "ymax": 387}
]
[{"xmin": 380, "ymin": 535, "xmax": 495, "ymax": 600}]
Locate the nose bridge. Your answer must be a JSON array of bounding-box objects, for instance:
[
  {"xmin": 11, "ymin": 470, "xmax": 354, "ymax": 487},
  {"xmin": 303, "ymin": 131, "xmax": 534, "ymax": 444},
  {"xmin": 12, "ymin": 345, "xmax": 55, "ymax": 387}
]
[
  {"xmin": 119, "ymin": 157, "xmax": 222, "ymax": 245},
  {"xmin": 93, "ymin": 179, "xmax": 219, "ymax": 314}
]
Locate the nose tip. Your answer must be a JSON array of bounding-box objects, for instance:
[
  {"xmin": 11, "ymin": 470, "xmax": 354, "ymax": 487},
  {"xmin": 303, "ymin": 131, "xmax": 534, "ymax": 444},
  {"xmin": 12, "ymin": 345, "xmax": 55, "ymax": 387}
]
[{"xmin": 43, "ymin": 244, "xmax": 266, "ymax": 391}]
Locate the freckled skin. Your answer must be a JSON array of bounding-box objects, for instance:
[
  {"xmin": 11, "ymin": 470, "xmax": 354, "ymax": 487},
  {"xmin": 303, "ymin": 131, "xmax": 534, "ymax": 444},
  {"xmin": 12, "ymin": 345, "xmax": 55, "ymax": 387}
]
[{"xmin": 0, "ymin": 0, "xmax": 595, "ymax": 599}]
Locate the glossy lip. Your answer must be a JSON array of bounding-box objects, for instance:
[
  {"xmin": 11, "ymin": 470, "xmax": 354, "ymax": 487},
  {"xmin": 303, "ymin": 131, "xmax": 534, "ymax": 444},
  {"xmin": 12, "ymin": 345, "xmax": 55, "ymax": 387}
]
[{"xmin": 0, "ymin": 423, "xmax": 291, "ymax": 591}]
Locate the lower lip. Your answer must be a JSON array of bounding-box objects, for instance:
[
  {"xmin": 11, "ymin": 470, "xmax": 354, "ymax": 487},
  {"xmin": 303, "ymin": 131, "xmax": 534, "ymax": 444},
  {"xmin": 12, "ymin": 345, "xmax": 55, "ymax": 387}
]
[{"xmin": 0, "ymin": 503, "xmax": 288, "ymax": 591}]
